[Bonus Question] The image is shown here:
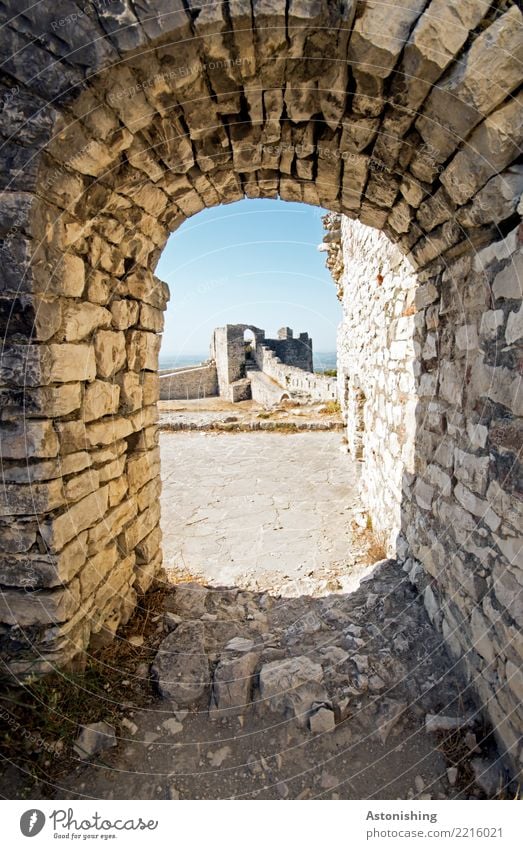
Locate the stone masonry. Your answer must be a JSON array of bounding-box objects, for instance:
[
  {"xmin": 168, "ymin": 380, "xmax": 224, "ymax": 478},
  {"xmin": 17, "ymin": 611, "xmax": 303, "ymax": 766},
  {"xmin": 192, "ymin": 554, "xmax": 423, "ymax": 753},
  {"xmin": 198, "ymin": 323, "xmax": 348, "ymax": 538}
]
[
  {"xmin": 0, "ymin": 0, "xmax": 522, "ymax": 777},
  {"xmin": 323, "ymin": 213, "xmax": 523, "ymax": 778},
  {"xmin": 159, "ymin": 362, "xmax": 218, "ymax": 400}
]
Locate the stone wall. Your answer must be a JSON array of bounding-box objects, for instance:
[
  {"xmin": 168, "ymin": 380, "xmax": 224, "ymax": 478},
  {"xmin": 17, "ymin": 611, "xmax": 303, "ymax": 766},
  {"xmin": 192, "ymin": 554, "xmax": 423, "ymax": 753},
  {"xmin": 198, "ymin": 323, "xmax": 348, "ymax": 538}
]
[
  {"xmin": 333, "ymin": 217, "xmax": 418, "ymax": 550},
  {"xmin": 159, "ymin": 363, "xmax": 218, "ymax": 400},
  {"xmin": 249, "ymin": 370, "xmax": 291, "ymax": 406},
  {"xmin": 325, "ymin": 214, "xmax": 523, "ymax": 777},
  {"xmin": 255, "ymin": 345, "xmax": 338, "ymax": 402},
  {"xmin": 264, "ymin": 327, "xmax": 313, "ymax": 372}
]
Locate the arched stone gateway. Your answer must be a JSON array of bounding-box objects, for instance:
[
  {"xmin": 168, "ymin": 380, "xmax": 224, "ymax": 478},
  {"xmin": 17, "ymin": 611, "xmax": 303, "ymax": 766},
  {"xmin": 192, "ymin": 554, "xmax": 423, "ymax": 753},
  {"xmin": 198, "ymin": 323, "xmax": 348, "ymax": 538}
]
[{"xmin": 0, "ymin": 2, "xmax": 521, "ymax": 773}]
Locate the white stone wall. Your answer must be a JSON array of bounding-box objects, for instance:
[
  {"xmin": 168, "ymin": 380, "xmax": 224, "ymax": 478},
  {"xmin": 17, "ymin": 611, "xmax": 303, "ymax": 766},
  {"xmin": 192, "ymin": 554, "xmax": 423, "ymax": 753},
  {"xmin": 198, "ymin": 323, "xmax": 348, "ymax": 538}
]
[
  {"xmin": 159, "ymin": 363, "xmax": 218, "ymax": 400},
  {"xmin": 336, "ymin": 219, "xmax": 418, "ymax": 550},
  {"xmin": 330, "ymin": 215, "xmax": 523, "ymax": 777},
  {"xmin": 255, "ymin": 345, "xmax": 337, "ymax": 402}
]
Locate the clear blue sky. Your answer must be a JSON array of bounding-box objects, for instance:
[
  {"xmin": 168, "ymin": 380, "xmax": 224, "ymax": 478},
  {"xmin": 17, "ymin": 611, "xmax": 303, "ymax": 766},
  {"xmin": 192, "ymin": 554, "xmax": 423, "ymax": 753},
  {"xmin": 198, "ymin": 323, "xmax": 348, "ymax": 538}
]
[{"xmin": 155, "ymin": 199, "xmax": 340, "ymax": 359}]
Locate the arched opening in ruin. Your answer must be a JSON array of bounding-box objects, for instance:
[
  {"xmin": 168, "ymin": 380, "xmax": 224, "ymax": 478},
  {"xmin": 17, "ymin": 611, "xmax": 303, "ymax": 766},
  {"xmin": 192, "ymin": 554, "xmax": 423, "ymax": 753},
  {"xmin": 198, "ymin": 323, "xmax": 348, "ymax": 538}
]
[
  {"xmin": 0, "ymin": 1, "xmax": 522, "ymax": 789},
  {"xmin": 244, "ymin": 329, "xmax": 255, "ymax": 360}
]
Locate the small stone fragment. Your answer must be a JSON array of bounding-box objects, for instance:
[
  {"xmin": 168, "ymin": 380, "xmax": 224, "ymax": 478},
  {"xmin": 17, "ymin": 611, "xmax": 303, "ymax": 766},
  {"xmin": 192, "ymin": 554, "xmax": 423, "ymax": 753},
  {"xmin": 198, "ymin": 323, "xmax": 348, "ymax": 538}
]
[
  {"xmin": 447, "ymin": 767, "xmax": 458, "ymax": 786},
  {"xmin": 73, "ymin": 721, "xmax": 117, "ymax": 760},
  {"xmin": 162, "ymin": 718, "xmax": 184, "ymax": 735},
  {"xmin": 207, "ymin": 745, "xmax": 231, "ymax": 767},
  {"xmin": 121, "ymin": 718, "xmax": 138, "ymax": 736},
  {"xmin": 225, "ymin": 637, "xmax": 255, "ymax": 652},
  {"xmin": 309, "ymin": 707, "xmax": 336, "ymax": 734}
]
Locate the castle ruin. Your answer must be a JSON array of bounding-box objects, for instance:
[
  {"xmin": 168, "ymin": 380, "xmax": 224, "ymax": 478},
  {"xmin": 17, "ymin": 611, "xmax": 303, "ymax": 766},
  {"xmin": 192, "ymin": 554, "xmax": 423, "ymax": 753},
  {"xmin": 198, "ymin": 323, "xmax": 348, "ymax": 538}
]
[{"xmin": 159, "ymin": 324, "xmax": 337, "ymax": 404}]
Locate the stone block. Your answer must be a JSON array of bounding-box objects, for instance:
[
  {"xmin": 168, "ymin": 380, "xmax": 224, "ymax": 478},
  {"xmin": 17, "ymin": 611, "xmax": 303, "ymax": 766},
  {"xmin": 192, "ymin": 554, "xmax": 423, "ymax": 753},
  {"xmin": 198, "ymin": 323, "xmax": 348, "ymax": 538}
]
[
  {"xmin": 117, "ymin": 371, "xmax": 143, "ymax": 412},
  {"xmin": 479, "ymin": 310, "xmax": 504, "ymax": 339},
  {"xmin": 108, "ymin": 475, "xmax": 128, "ymax": 507},
  {"xmin": 455, "ymin": 324, "xmax": 478, "ymax": 352},
  {"xmin": 0, "ymin": 531, "xmax": 87, "ymax": 588},
  {"xmin": 493, "ymin": 562, "xmax": 523, "ymax": 624},
  {"xmin": 399, "ymin": 0, "xmax": 486, "ymax": 110},
  {"xmin": 61, "ymin": 302, "xmax": 111, "ymax": 342},
  {"xmin": 454, "ymin": 483, "xmax": 500, "ymax": 531},
  {"xmin": 493, "ymin": 533, "xmax": 523, "ymax": 569},
  {"xmin": 0, "ymin": 478, "xmax": 63, "ymax": 516},
  {"xmin": 97, "ymin": 455, "xmax": 126, "ymax": 485},
  {"xmin": 438, "ymin": 361, "xmax": 462, "ymax": 405},
  {"xmin": 126, "ymin": 448, "xmax": 161, "ymax": 495},
  {"xmin": 505, "ymin": 303, "xmax": 523, "ymax": 346},
  {"xmin": 492, "ymin": 253, "xmax": 523, "ymax": 300},
  {"xmin": 135, "ymin": 525, "xmax": 162, "ymax": 565},
  {"xmin": 471, "ymin": 607, "xmax": 496, "ymax": 664},
  {"xmin": 212, "ymin": 651, "xmax": 259, "ymax": 716},
  {"xmin": 120, "ymin": 501, "xmax": 161, "ymax": 552},
  {"xmin": 126, "ymin": 330, "xmax": 161, "ymax": 371},
  {"xmin": 486, "ymin": 481, "xmax": 523, "ymax": 533},
  {"xmin": 417, "ymin": 8, "xmax": 523, "ymax": 164},
  {"xmin": 86, "ymin": 416, "xmax": 133, "ymax": 447},
  {"xmin": 414, "ymin": 477, "xmax": 434, "ymax": 510},
  {"xmin": 87, "ymin": 271, "xmax": 112, "ymax": 305},
  {"xmin": 348, "ymin": 0, "xmax": 426, "ymax": 80},
  {"xmin": 88, "ymin": 499, "xmax": 137, "ymax": 553},
  {"xmin": 42, "ymin": 343, "xmax": 96, "ymax": 383},
  {"xmin": 52, "ymin": 254, "xmax": 85, "ymax": 298},
  {"xmin": 1, "ymin": 420, "xmax": 59, "ymax": 459},
  {"xmin": 454, "ymin": 449, "xmax": 490, "ymax": 496},
  {"xmin": 94, "ymin": 330, "xmax": 127, "ymax": 378},
  {"xmin": 441, "ymin": 92, "xmax": 523, "ymax": 206},
  {"xmin": 41, "ymin": 486, "xmax": 109, "ymax": 552},
  {"xmin": 78, "ymin": 543, "xmax": 118, "ymax": 598},
  {"xmin": 64, "ymin": 468, "xmax": 100, "ymax": 503},
  {"xmin": 415, "ymin": 282, "xmax": 438, "ymax": 309},
  {"xmin": 0, "ymin": 579, "xmax": 81, "ymax": 626},
  {"xmin": 82, "ymin": 380, "xmax": 120, "ymax": 422},
  {"xmin": 141, "ymin": 372, "xmax": 160, "ymax": 406},
  {"xmin": 110, "ymin": 299, "xmax": 140, "ymax": 330},
  {"xmin": 139, "ymin": 303, "xmax": 164, "ymax": 332}
]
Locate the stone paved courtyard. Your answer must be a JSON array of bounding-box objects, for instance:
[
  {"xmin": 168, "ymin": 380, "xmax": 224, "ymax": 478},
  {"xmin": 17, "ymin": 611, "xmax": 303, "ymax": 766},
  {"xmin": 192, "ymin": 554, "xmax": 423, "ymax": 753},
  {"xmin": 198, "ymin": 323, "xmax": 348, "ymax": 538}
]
[{"xmin": 161, "ymin": 432, "xmax": 373, "ymax": 596}]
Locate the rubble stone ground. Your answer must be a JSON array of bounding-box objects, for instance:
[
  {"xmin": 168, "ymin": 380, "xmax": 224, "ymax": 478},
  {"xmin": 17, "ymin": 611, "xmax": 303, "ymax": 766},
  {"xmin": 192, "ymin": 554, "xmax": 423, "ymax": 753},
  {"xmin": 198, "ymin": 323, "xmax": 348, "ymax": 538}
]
[
  {"xmin": 158, "ymin": 398, "xmax": 343, "ymax": 432},
  {"xmin": 52, "ymin": 433, "xmax": 506, "ymax": 800}
]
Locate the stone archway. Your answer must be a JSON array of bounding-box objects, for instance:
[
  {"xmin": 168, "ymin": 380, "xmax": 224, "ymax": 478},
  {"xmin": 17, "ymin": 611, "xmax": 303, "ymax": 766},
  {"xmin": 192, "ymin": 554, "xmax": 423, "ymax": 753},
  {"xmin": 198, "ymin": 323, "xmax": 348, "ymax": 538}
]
[{"xmin": 0, "ymin": 1, "xmax": 522, "ymax": 771}]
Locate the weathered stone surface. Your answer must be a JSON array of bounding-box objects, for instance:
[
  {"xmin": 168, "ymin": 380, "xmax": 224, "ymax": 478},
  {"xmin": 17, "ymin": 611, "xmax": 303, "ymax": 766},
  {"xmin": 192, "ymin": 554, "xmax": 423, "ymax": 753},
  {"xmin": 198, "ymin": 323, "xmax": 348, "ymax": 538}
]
[
  {"xmin": 0, "ymin": 421, "xmax": 60, "ymax": 459},
  {"xmin": 152, "ymin": 622, "xmax": 210, "ymax": 705},
  {"xmin": 398, "ymin": 0, "xmax": 487, "ymax": 110},
  {"xmin": 42, "ymin": 344, "xmax": 97, "ymax": 384},
  {"xmin": 309, "ymin": 706, "xmax": 335, "ymax": 734},
  {"xmin": 110, "ymin": 299, "xmax": 140, "ymax": 330},
  {"xmin": 259, "ymin": 655, "xmax": 326, "ymax": 726},
  {"xmin": 348, "ymin": 0, "xmax": 426, "ymax": 80},
  {"xmin": 417, "ymin": 7, "xmax": 523, "ymax": 162},
  {"xmin": 212, "ymin": 651, "xmax": 259, "ymax": 715},
  {"xmin": 61, "ymin": 303, "xmax": 112, "ymax": 342},
  {"xmin": 41, "ymin": 487, "xmax": 109, "ymax": 552},
  {"xmin": 441, "ymin": 94, "xmax": 523, "ymax": 206},
  {"xmin": 94, "ymin": 331, "xmax": 127, "ymax": 378},
  {"xmin": 126, "ymin": 330, "xmax": 161, "ymax": 371},
  {"xmin": 82, "ymin": 381, "xmax": 120, "ymax": 422},
  {"xmin": 493, "ymin": 253, "xmax": 523, "ymax": 301},
  {"xmin": 0, "ymin": 580, "xmax": 81, "ymax": 626}
]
